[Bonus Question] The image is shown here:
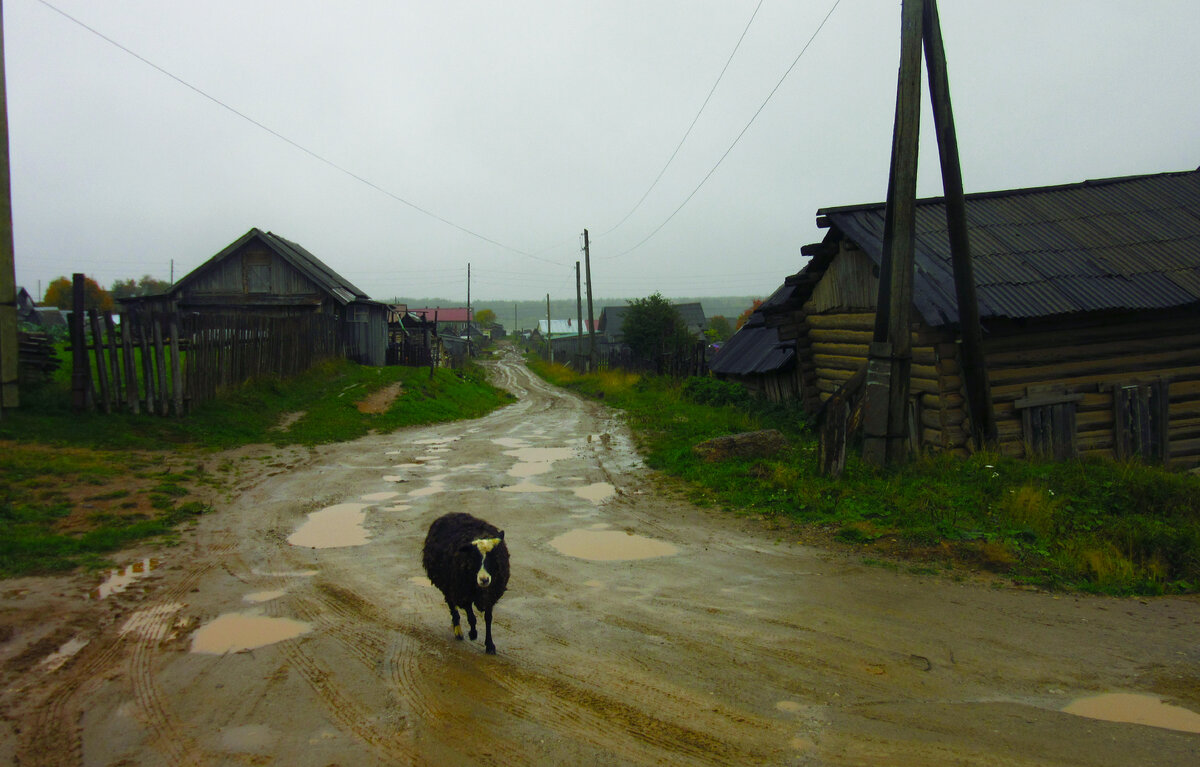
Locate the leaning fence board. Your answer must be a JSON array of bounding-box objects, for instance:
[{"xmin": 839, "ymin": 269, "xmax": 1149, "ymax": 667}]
[{"xmin": 89, "ymin": 310, "xmax": 112, "ymax": 414}]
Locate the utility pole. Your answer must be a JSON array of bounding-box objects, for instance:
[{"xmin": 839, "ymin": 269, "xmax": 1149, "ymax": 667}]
[
  {"xmin": 922, "ymin": 0, "xmax": 996, "ymax": 448},
  {"xmin": 0, "ymin": 2, "xmax": 19, "ymax": 413},
  {"xmin": 862, "ymin": 0, "xmax": 924, "ymax": 467},
  {"xmin": 575, "ymin": 261, "xmax": 584, "ymax": 359},
  {"xmin": 583, "ymin": 229, "xmax": 595, "ymax": 368},
  {"xmin": 863, "ymin": 0, "xmax": 995, "ymax": 465},
  {"xmin": 545, "ymin": 293, "xmax": 553, "ymax": 363},
  {"xmin": 466, "ymin": 263, "xmax": 471, "ymax": 324},
  {"xmin": 170, "ymin": 259, "xmax": 174, "ymax": 284}
]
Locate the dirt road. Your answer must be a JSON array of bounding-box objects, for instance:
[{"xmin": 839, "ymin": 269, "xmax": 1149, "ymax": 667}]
[{"xmin": 3, "ymin": 351, "xmax": 1199, "ymax": 766}]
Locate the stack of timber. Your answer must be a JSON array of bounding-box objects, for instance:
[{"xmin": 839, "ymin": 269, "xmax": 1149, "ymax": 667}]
[{"xmin": 17, "ymin": 332, "xmax": 60, "ymax": 383}]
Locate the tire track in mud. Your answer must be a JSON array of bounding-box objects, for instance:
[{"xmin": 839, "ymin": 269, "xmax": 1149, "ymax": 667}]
[
  {"xmin": 120, "ymin": 542, "xmax": 238, "ymax": 766},
  {"xmin": 18, "ymin": 542, "xmax": 235, "ymax": 767},
  {"xmin": 276, "ymin": 577, "xmax": 531, "ymax": 766}
]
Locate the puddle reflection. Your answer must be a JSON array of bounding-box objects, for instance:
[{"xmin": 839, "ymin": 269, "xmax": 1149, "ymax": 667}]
[{"xmin": 91, "ymin": 558, "xmax": 159, "ymax": 600}]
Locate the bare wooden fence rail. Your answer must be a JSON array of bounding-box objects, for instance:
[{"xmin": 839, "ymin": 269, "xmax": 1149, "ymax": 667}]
[{"xmin": 70, "ymin": 308, "xmax": 344, "ymax": 415}]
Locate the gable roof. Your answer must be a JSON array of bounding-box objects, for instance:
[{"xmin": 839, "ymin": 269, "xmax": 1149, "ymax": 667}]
[
  {"xmin": 814, "ymin": 168, "xmax": 1200, "ymax": 326},
  {"xmin": 178, "ymin": 228, "xmax": 372, "ymax": 306}
]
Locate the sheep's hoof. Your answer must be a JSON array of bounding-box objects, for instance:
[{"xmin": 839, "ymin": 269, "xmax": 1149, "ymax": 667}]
[
  {"xmin": 468, "ymin": 628, "xmax": 478, "ymax": 641},
  {"xmin": 453, "ymin": 625, "xmax": 463, "ymax": 640},
  {"xmin": 485, "ymin": 644, "xmax": 496, "ymax": 655}
]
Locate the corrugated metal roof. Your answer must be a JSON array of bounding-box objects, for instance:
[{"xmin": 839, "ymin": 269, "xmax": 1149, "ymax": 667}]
[
  {"xmin": 817, "ymin": 169, "xmax": 1200, "ymax": 325},
  {"xmin": 709, "ymin": 312, "xmax": 795, "ymax": 376}
]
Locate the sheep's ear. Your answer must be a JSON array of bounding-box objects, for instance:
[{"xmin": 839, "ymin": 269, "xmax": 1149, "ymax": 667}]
[{"xmin": 498, "ymin": 530, "xmax": 505, "ymax": 541}]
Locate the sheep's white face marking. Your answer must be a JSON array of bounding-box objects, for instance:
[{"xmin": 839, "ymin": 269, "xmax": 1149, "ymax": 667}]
[{"xmin": 472, "ymin": 538, "xmax": 501, "ymax": 588}]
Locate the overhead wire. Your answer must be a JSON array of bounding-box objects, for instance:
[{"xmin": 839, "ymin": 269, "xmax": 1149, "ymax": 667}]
[
  {"xmin": 594, "ymin": 0, "xmax": 764, "ymax": 239},
  {"xmin": 600, "ymin": 0, "xmax": 843, "ymax": 261},
  {"xmin": 32, "ymin": 0, "xmax": 564, "ymax": 266}
]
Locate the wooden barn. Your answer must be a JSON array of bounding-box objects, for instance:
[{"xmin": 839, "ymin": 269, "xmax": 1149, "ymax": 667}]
[
  {"xmin": 717, "ymin": 168, "xmax": 1200, "ymax": 469},
  {"xmin": 131, "ymin": 228, "xmax": 389, "ymax": 365}
]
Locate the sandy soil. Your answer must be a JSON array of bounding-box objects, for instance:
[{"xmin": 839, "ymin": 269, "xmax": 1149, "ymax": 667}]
[{"xmin": 1, "ymin": 349, "xmax": 1198, "ymax": 766}]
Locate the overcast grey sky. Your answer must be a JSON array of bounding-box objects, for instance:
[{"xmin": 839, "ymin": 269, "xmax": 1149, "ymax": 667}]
[{"xmin": 7, "ymin": 0, "xmax": 1200, "ymax": 303}]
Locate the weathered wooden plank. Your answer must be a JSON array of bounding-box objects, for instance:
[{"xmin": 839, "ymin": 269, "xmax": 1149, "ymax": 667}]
[
  {"xmin": 169, "ymin": 316, "xmax": 183, "ymax": 416},
  {"xmin": 89, "ymin": 310, "xmax": 112, "ymax": 414}
]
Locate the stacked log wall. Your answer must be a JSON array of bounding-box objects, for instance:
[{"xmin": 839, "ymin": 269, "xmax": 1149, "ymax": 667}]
[
  {"xmin": 803, "ymin": 311, "xmax": 967, "ymax": 452},
  {"xmin": 981, "ymin": 313, "xmax": 1200, "ymax": 469}
]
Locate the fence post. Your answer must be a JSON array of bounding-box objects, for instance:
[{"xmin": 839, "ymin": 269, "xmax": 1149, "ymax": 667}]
[
  {"xmin": 120, "ymin": 307, "xmax": 138, "ymax": 414},
  {"xmin": 70, "ymin": 274, "xmax": 93, "ymax": 411},
  {"xmin": 169, "ymin": 313, "xmax": 183, "ymax": 415}
]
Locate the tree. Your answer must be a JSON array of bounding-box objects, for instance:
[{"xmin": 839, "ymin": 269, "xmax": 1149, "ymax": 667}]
[
  {"xmin": 110, "ymin": 274, "xmax": 171, "ymax": 300},
  {"xmin": 735, "ymin": 299, "xmax": 764, "ymax": 330},
  {"xmin": 475, "ymin": 308, "xmax": 497, "ymax": 326},
  {"xmin": 705, "ymin": 315, "xmax": 733, "ymax": 343},
  {"xmin": 621, "ymin": 292, "xmax": 690, "ymax": 360},
  {"xmin": 43, "ymin": 276, "xmax": 113, "ymax": 312}
]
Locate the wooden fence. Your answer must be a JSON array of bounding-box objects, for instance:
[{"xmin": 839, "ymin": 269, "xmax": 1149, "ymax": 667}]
[
  {"xmin": 70, "ymin": 308, "xmax": 344, "ymax": 415},
  {"xmin": 530, "ymin": 338, "xmax": 709, "ymax": 379}
]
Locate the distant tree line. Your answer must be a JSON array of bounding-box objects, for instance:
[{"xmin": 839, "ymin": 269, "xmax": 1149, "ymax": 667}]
[{"xmin": 39, "ymin": 274, "xmax": 172, "ymax": 311}]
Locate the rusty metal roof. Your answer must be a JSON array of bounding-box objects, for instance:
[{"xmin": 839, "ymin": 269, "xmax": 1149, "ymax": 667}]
[{"xmin": 817, "ymin": 168, "xmax": 1200, "ymax": 326}]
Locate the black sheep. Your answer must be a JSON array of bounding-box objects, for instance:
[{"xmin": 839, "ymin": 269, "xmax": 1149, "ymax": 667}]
[{"xmin": 422, "ymin": 512, "xmax": 509, "ymax": 654}]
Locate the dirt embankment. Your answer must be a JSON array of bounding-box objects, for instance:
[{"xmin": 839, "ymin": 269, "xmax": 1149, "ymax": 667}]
[{"xmin": 1, "ymin": 351, "xmax": 1198, "ymax": 766}]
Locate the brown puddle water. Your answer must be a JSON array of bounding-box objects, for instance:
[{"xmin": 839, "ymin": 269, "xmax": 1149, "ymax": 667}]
[
  {"xmin": 572, "ymin": 482, "xmax": 616, "ymax": 504},
  {"xmin": 361, "ymin": 491, "xmax": 398, "ymax": 502},
  {"xmin": 90, "ymin": 557, "xmax": 159, "ymax": 600},
  {"xmin": 287, "ymin": 503, "xmax": 371, "ymax": 548},
  {"xmin": 505, "ymin": 446, "xmax": 576, "ymax": 463},
  {"xmin": 1061, "ymin": 693, "xmax": 1200, "ymax": 733},
  {"xmin": 191, "ymin": 613, "xmax": 312, "ymax": 654},
  {"xmin": 549, "ymin": 529, "xmax": 678, "ymax": 561}
]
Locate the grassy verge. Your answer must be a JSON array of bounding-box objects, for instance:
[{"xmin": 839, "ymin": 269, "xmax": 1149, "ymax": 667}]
[
  {"xmin": 0, "ymin": 359, "xmax": 514, "ymax": 576},
  {"xmin": 528, "ymin": 357, "xmax": 1200, "ymax": 596}
]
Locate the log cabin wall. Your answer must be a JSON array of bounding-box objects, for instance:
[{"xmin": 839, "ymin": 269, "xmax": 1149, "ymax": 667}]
[{"xmin": 980, "ymin": 310, "xmax": 1200, "ymax": 469}]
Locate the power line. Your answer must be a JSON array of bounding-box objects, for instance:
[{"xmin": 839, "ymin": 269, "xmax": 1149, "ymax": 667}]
[
  {"xmin": 594, "ymin": 0, "xmax": 764, "ymax": 239},
  {"xmin": 32, "ymin": 0, "xmax": 564, "ymax": 266},
  {"xmin": 601, "ymin": 0, "xmax": 843, "ymax": 261}
]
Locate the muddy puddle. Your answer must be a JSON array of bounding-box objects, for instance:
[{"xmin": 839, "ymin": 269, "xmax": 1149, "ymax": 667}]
[
  {"xmin": 501, "ymin": 480, "xmax": 553, "ymax": 493},
  {"xmin": 243, "ymin": 591, "xmax": 285, "ymax": 604},
  {"xmin": 287, "ymin": 502, "xmax": 371, "ymax": 548},
  {"xmin": 572, "ymin": 482, "xmax": 616, "ymax": 504},
  {"xmin": 505, "ymin": 446, "xmax": 576, "ymax": 463},
  {"xmin": 191, "ymin": 613, "xmax": 312, "ymax": 654},
  {"xmin": 90, "ymin": 558, "xmax": 159, "ymax": 600},
  {"xmin": 1061, "ymin": 692, "xmax": 1200, "ymax": 733},
  {"xmin": 549, "ymin": 528, "xmax": 678, "ymax": 561},
  {"xmin": 361, "ymin": 491, "xmax": 399, "ymax": 502}
]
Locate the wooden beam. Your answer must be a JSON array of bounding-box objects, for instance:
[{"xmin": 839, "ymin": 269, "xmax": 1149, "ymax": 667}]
[
  {"xmin": 922, "ymin": 0, "xmax": 996, "ymax": 450},
  {"xmin": 864, "ymin": 0, "xmax": 924, "ymax": 466}
]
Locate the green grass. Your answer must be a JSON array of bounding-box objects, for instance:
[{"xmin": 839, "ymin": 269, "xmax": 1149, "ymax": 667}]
[
  {"xmin": 528, "ymin": 357, "xmax": 1200, "ymax": 596},
  {"xmin": 0, "ymin": 358, "xmax": 514, "ymax": 577}
]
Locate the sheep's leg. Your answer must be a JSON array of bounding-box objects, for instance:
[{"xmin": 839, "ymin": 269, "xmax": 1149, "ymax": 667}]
[
  {"xmin": 465, "ymin": 605, "xmax": 478, "ymax": 641},
  {"xmin": 483, "ymin": 606, "xmax": 496, "ymax": 655},
  {"xmin": 445, "ymin": 599, "xmax": 463, "ymax": 640}
]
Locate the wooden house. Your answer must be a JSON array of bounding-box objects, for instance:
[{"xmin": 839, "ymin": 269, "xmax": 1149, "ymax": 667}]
[
  {"xmin": 129, "ymin": 228, "xmax": 389, "ymax": 365},
  {"xmin": 596, "ymin": 302, "xmax": 707, "ymax": 349},
  {"xmin": 715, "ymin": 169, "xmax": 1200, "ymax": 469}
]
